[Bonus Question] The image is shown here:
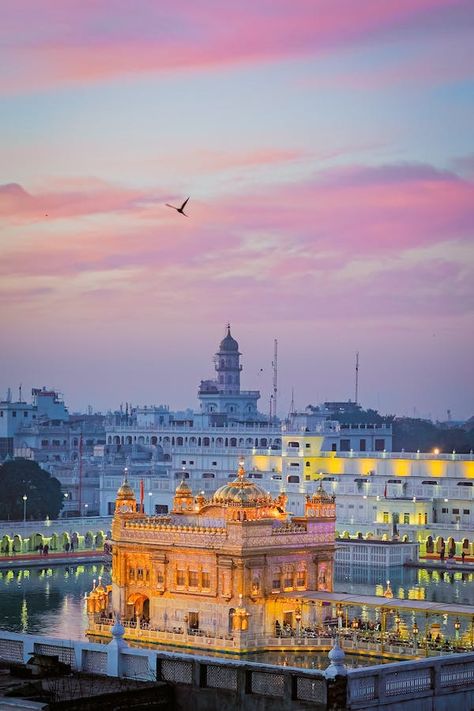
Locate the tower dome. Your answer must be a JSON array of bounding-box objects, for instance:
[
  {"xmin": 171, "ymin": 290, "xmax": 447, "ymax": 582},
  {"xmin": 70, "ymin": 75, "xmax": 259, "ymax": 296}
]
[
  {"xmin": 219, "ymin": 324, "xmax": 239, "ymax": 352},
  {"xmin": 115, "ymin": 469, "xmax": 136, "ymax": 514},
  {"xmin": 212, "ymin": 459, "xmax": 271, "ymax": 506}
]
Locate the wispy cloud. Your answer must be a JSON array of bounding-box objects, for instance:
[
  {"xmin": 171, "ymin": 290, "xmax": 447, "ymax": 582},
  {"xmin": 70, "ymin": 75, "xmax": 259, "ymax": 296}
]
[
  {"xmin": 1, "ymin": 0, "xmax": 466, "ymax": 92},
  {"xmin": 2, "ymin": 160, "xmax": 472, "ymax": 325}
]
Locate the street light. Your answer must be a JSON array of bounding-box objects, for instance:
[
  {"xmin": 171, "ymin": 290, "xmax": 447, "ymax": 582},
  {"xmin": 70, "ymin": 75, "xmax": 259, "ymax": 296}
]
[
  {"xmin": 22, "ymin": 495, "xmax": 27, "ymax": 522},
  {"xmin": 148, "ymin": 491, "xmax": 153, "ymax": 515},
  {"xmin": 295, "ymin": 605, "xmax": 302, "ymax": 637},
  {"xmin": 413, "ymin": 621, "xmax": 419, "ymax": 653},
  {"xmin": 84, "ymin": 503, "xmax": 88, "ymax": 517},
  {"xmin": 454, "ymin": 617, "xmax": 461, "ymax": 643}
]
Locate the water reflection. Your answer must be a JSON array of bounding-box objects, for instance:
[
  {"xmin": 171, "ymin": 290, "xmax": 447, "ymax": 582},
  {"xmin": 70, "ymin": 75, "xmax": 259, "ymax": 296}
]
[
  {"xmin": 0, "ymin": 563, "xmax": 110, "ymax": 640},
  {"xmin": 334, "ymin": 563, "xmax": 474, "ymax": 605},
  {"xmin": 0, "ymin": 562, "xmax": 472, "ymax": 669}
]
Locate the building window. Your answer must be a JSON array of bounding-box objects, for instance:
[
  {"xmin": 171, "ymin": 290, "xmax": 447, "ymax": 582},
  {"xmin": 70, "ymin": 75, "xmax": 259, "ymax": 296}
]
[
  {"xmin": 188, "ymin": 571, "xmax": 199, "ymax": 587},
  {"xmin": 305, "ymin": 461, "xmax": 310, "ymax": 467},
  {"xmin": 305, "ymin": 443, "xmax": 310, "ymax": 448},
  {"xmin": 188, "ymin": 612, "xmax": 199, "ymax": 630},
  {"xmin": 359, "ymin": 439, "xmax": 366, "ymax": 451},
  {"xmin": 157, "ymin": 572, "xmax": 164, "ymax": 585},
  {"xmin": 155, "ymin": 504, "xmax": 168, "ymax": 514},
  {"xmin": 463, "ymin": 509, "xmax": 470, "ymax": 515},
  {"xmin": 181, "ymin": 460, "xmax": 186, "ymax": 465},
  {"xmin": 296, "ymin": 572, "xmax": 306, "ymax": 587},
  {"xmin": 452, "ymin": 508, "xmax": 460, "ymax": 515},
  {"xmin": 403, "ymin": 513, "xmax": 410, "ymax": 524},
  {"xmin": 202, "ymin": 572, "xmax": 210, "ymax": 589},
  {"xmin": 375, "ymin": 439, "xmax": 385, "ymax": 451},
  {"xmin": 290, "ymin": 462, "xmax": 300, "ymax": 468},
  {"xmin": 340, "ymin": 439, "xmax": 350, "ymax": 452},
  {"xmin": 442, "ymin": 507, "xmax": 448, "ymax": 514},
  {"xmin": 23, "ymin": 411, "xmax": 28, "ymax": 417},
  {"xmin": 0, "ymin": 411, "xmax": 3, "ymax": 417},
  {"xmin": 129, "ymin": 568, "xmax": 135, "ymax": 579},
  {"xmin": 177, "ymin": 570, "xmax": 185, "ymax": 586},
  {"xmin": 383, "ymin": 512, "xmax": 389, "ymax": 524},
  {"xmin": 283, "ymin": 574, "xmax": 293, "ymax": 589},
  {"xmin": 348, "ymin": 505, "xmax": 354, "ymax": 509},
  {"xmin": 272, "ymin": 576, "xmax": 280, "ymax": 591},
  {"xmin": 331, "ymin": 443, "xmax": 337, "ymax": 451},
  {"xmin": 12, "ymin": 411, "xmax": 16, "ymax": 418}
]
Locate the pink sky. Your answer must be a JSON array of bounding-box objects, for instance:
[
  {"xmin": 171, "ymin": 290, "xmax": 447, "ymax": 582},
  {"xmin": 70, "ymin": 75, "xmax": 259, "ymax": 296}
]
[{"xmin": 0, "ymin": 0, "xmax": 473, "ymax": 419}]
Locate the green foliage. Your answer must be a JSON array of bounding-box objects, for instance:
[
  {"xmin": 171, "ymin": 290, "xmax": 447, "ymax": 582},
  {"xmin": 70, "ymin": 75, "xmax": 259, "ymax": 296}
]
[
  {"xmin": 393, "ymin": 418, "xmax": 474, "ymax": 453},
  {"xmin": 0, "ymin": 459, "xmax": 63, "ymax": 521}
]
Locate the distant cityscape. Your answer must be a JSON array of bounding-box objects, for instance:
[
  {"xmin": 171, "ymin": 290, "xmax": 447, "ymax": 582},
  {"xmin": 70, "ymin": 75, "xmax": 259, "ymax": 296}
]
[{"xmin": 1, "ymin": 327, "xmax": 473, "ymax": 560}]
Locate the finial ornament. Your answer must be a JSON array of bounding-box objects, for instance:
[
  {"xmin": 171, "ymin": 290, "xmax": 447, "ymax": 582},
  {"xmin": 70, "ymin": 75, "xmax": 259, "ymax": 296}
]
[
  {"xmin": 325, "ymin": 634, "xmax": 347, "ymax": 678},
  {"xmin": 237, "ymin": 457, "xmax": 246, "ymax": 479}
]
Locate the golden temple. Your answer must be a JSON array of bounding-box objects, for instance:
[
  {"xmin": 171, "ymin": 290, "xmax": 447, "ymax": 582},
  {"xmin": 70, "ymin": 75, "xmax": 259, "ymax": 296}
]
[{"xmin": 87, "ymin": 458, "xmax": 336, "ymax": 652}]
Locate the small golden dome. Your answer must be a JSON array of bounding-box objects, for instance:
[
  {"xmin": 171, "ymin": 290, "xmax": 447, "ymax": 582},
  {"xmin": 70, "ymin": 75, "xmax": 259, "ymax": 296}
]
[
  {"xmin": 175, "ymin": 477, "xmax": 192, "ymax": 495},
  {"xmin": 117, "ymin": 481, "xmax": 135, "ymax": 500},
  {"xmin": 312, "ymin": 482, "xmax": 334, "ymax": 502}
]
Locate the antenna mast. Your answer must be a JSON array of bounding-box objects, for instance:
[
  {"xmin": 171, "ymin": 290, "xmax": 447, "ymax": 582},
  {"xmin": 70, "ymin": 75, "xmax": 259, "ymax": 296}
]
[
  {"xmin": 272, "ymin": 339, "xmax": 278, "ymax": 422},
  {"xmin": 355, "ymin": 351, "xmax": 359, "ymax": 404}
]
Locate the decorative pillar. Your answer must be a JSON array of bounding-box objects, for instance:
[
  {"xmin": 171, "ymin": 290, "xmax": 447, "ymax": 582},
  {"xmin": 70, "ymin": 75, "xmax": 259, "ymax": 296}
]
[{"xmin": 107, "ymin": 615, "xmax": 128, "ymax": 677}]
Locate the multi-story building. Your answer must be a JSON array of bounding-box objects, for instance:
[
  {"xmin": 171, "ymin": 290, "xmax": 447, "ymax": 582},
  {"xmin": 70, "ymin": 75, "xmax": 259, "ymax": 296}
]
[{"xmin": 4, "ymin": 388, "xmax": 106, "ymax": 515}]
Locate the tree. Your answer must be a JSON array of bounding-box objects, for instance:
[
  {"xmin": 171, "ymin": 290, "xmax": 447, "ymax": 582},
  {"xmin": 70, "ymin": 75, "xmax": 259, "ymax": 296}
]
[{"xmin": 0, "ymin": 459, "xmax": 63, "ymax": 520}]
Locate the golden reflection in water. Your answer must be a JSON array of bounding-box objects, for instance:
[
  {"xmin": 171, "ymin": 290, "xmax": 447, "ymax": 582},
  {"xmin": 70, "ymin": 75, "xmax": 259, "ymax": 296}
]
[{"xmin": 21, "ymin": 598, "xmax": 28, "ymax": 633}]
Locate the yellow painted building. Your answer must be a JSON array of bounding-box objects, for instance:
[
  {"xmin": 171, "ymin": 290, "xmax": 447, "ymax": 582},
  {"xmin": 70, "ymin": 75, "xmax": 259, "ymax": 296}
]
[{"xmin": 87, "ymin": 459, "xmax": 336, "ymax": 652}]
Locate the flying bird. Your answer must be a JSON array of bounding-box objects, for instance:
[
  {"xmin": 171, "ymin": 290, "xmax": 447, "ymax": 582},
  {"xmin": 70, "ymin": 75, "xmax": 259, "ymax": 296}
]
[{"xmin": 166, "ymin": 197, "xmax": 190, "ymax": 217}]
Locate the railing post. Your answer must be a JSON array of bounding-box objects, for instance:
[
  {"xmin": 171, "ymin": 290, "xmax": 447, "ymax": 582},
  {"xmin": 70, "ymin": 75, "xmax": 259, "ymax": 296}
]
[
  {"xmin": 236, "ymin": 667, "xmax": 249, "ymax": 704},
  {"xmin": 192, "ymin": 659, "xmax": 206, "ymax": 688},
  {"xmin": 107, "ymin": 616, "xmax": 128, "ymax": 677},
  {"xmin": 22, "ymin": 634, "xmax": 35, "ymax": 665},
  {"xmin": 431, "ymin": 660, "xmax": 441, "ymax": 697}
]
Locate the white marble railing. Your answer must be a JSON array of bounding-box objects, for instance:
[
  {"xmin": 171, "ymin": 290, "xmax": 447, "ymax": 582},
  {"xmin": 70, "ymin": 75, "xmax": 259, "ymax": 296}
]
[
  {"xmin": 347, "ymin": 653, "xmax": 474, "ymax": 707},
  {"xmin": 1, "ymin": 629, "xmax": 474, "ymax": 708}
]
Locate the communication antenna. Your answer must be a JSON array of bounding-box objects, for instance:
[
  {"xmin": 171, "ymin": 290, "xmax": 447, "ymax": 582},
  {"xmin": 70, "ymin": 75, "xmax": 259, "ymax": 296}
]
[
  {"xmin": 272, "ymin": 339, "xmax": 278, "ymax": 421},
  {"xmin": 18, "ymin": 383, "xmax": 22, "ymax": 403},
  {"xmin": 355, "ymin": 352, "xmax": 359, "ymax": 405},
  {"xmin": 288, "ymin": 387, "xmax": 295, "ymax": 420}
]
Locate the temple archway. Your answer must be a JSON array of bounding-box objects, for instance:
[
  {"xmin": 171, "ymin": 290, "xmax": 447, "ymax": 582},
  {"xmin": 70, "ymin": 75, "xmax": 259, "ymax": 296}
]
[{"xmin": 127, "ymin": 592, "xmax": 150, "ymax": 620}]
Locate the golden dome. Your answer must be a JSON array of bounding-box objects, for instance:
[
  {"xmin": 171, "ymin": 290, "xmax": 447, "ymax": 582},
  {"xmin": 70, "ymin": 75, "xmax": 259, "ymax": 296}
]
[
  {"xmin": 212, "ymin": 460, "xmax": 271, "ymax": 506},
  {"xmin": 175, "ymin": 477, "xmax": 192, "ymax": 495},
  {"xmin": 312, "ymin": 482, "xmax": 334, "ymax": 502},
  {"xmin": 116, "ymin": 476, "xmax": 135, "ymax": 500}
]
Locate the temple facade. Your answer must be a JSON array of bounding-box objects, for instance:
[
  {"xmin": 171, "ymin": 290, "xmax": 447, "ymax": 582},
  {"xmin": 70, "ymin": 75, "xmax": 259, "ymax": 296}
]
[{"xmin": 87, "ymin": 459, "xmax": 336, "ymax": 652}]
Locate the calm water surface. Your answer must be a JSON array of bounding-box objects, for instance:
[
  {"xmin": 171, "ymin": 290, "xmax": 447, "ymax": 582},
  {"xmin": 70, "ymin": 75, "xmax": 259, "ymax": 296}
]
[{"xmin": 0, "ymin": 562, "xmax": 473, "ymax": 668}]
